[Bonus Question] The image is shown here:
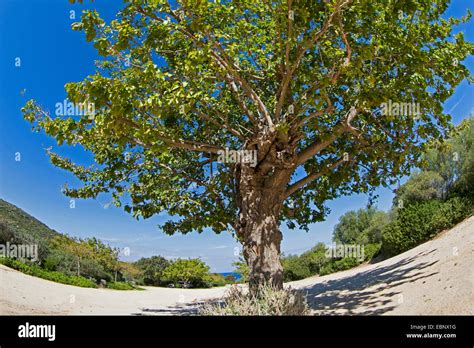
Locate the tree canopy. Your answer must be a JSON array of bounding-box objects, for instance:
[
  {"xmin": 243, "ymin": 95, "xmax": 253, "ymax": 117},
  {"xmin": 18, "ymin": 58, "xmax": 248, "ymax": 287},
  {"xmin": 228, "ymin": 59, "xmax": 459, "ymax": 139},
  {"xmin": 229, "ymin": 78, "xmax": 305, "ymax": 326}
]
[{"xmin": 22, "ymin": 0, "xmax": 473, "ymax": 289}]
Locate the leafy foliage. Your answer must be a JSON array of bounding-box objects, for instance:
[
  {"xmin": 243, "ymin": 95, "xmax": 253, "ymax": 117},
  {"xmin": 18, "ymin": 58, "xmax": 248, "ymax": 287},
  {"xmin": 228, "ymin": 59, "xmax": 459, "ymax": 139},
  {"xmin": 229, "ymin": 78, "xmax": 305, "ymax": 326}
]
[
  {"xmin": 207, "ymin": 273, "xmax": 228, "ymax": 287},
  {"xmin": 319, "ymin": 256, "xmax": 360, "ymax": 276},
  {"xmin": 0, "ymin": 199, "xmax": 57, "ymax": 263},
  {"xmin": 0, "ymin": 257, "xmax": 97, "ymax": 288},
  {"xmin": 134, "ymin": 255, "xmax": 170, "ymax": 285},
  {"xmin": 47, "ymin": 235, "xmax": 120, "ymax": 281},
  {"xmin": 394, "ymin": 171, "xmax": 445, "ymax": 207},
  {"xmin": 161, "ymin": 258, "xmax": 211, "ymax": 287},
  {"xmin": 106, "ymin": 281, "xmax": 141, "ymax": 290},
  {"xmin": 282, "ymin": 242, "xmax": 327, "ymax": 281},
  {"xmin": 422, "ymin": 116, "xmax": 474, "ymax": 199},
  {"xmin": 381, "ymin": 197, "xmax": 471, "ymax": 256},
  {"xmin": 21, "ymin": 0, "xmax": 473, "ymax": 236},
  {"xmin": 332, "ymin": 207, "xmax": 389, "ymax": 244}
]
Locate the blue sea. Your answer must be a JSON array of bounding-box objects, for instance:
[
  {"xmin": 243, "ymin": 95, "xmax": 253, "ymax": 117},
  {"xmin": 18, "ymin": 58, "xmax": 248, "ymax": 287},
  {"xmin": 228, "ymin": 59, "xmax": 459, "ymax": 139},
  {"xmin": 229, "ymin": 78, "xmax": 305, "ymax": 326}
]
[{"xmin": 219, "ymin": 272, "xmax": 242, "ymax": 280}]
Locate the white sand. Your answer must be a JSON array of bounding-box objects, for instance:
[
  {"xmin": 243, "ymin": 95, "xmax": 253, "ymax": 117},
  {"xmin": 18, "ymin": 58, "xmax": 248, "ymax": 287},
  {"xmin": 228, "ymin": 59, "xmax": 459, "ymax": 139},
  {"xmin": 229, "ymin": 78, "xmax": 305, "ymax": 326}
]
[{"xmin": 1, "ymin": 216, "xmax": 472, "ymax": 315}]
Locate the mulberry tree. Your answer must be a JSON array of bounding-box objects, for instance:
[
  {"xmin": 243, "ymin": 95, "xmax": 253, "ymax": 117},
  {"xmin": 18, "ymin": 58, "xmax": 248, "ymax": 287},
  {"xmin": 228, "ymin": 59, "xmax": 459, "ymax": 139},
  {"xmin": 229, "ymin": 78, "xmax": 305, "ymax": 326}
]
[{"xmin": 23, "ymin": 0, "xmax": 473, "ymax": 292}]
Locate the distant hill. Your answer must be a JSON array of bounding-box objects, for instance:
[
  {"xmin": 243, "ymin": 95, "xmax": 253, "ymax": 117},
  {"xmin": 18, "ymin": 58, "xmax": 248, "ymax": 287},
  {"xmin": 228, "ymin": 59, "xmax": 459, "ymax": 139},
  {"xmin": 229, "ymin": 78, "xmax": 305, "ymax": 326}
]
[{"xmin": 0, "ymin": 199, "xmax": 60, "ymax": 243}]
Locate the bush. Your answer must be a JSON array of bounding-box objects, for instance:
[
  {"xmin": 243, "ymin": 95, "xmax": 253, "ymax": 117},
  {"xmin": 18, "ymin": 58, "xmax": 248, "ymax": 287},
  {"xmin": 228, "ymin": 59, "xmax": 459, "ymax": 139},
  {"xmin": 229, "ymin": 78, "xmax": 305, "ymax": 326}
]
[
  {"xmin": 282, "ymin": 243, "xmax": 328, "ymax": 281},
  {"xmin": 207, "ymin": 273, "xmax": 227, "ymax": 287},
  {"xmin": 0, "ymin": 257, "xmax": 97, "ymax": 288},
  {"xmin": 363, "ymin": 243, "xmax": 382, "ymax": 261},
  {"xmin": 199, "ymin": 285, "xmax": 310, "ymax": 316},
  {"xmin": 381, "ymin": 197, "xmax": 472, "ymax": 256},
  {"xmin": 394, "ymin": 171, "xmax": 445, "ymax": 207},
  {"xmin": 282, "ymin": 255, "xmax": 313, "ymax": 281},
  {"xmin": 106, "ymin": 281, "xmax": 139, "ymax": 290},
  {"xmin": 319, "ymin": 256, "xmax": 360, "ymax": 276},
  {"xmin": 224, "ymin": 275, "xmax": 236, "ymax": 283}
]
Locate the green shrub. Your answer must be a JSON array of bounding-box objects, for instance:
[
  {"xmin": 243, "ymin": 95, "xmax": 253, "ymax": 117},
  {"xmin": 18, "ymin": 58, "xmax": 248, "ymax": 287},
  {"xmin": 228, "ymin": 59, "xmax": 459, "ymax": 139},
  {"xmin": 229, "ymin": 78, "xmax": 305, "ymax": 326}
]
[
  {"xmin": 319, "ymin": 256, "xmax": 360, "ymax": 276},
  {"xmin": 363, "ymin": 243, "xmax": 382, "ymax": 261},
  {"xmin": 106, "ymin": 281, "xmax": 139, "ymax": 290},
  {"xmin": 282, "ymin": 255, "xmax": 313, "ymax": 281},
  {"xmin": 394, "ymin": 171, "xmax": 445, "ymax": 207},
  {"xmin": 440, "ymin": 196, "xmax": 472, "ymax": 224},
  {"xmin": 207, "ymin": 273, "xmax": 227, "ymax": 287},
  {"xmin": 224, "ymin": 275, "xmax": 236, "ymax": 284},
  {"xmin": 333, "ymin": 208, "xmax": 390, "ymax": 245},
  {"xmin": 199, "ymin": 285, "xmax": 310, "ymax": 316},
  {"xmin": 0, "ymin": 257, "xmax": 97, "ymax": 288},
  {"xmin": 282, "ymin": 243, "xmax": 328, "ymax": 281},
  {"xmin": 381, "ymin": 197, "xmax": 472, "ymax": 256}
]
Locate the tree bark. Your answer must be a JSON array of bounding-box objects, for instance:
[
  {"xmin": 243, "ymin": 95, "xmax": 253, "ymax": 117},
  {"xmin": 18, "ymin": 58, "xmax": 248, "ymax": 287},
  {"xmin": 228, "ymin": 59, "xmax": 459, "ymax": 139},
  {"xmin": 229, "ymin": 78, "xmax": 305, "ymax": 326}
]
[
  {"xmin": 241, "ymin": 202, "xmax": 284, "ymax": 293},
  {"xmin": 236, "ymin": 161, "xmax": 291, "ymax": 294}
]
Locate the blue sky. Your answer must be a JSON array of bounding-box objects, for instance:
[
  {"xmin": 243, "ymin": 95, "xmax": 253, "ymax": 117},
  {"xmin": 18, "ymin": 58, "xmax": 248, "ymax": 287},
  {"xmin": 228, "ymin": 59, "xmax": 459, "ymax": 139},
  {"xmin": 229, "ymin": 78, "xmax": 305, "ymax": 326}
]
[{"xmin": 0, "ymin": 0, "xmax": 472, "ymax": 272}]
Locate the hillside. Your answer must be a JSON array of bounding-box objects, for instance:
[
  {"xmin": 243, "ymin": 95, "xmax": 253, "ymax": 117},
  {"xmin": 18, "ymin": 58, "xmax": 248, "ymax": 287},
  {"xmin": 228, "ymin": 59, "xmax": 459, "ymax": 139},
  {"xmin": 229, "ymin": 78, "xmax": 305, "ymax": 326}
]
[
  {"xmin": 0, "ymin": 199, "xmax": 60, "ymax": 242},
  {"xmin": 1, "ymin": 215, "xmax": 472, "ymax": 315}
]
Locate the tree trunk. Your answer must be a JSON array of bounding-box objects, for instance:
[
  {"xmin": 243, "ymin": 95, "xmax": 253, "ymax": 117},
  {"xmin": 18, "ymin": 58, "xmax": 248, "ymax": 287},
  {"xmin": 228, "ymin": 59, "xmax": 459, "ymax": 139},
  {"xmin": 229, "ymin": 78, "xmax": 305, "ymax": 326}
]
[
  {"xmin": 237, "ymin": 163, "xmax": 291, "ymax": 294},
  {"xmin": 241, "ymin": 203, "xmax": 284, "ymax": 293}
]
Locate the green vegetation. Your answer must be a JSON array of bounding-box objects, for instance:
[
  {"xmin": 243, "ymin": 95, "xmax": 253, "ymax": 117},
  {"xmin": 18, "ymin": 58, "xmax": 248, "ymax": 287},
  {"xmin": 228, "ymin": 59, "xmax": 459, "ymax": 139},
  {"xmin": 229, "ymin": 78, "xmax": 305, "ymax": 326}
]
[
  {"xmin": 106, "ymin": 281, "xmax": 142, "ymax": 291},
  {"xmin": 382, "ymin": 117, "xmax": 474, "ymax": 256},
  {"xmin": 161, "ymin": 258, "xmax": 212, "ymax": 288},
  {"xmin": 134, "ymin": 256, "xmax": 170, "ymax": 286},
  {"xmin": 0, "ymin": 199, "xmax": 58, "ymax": 263},
  {"xmin": 133, "ymin": 256, "xmax": 233, "ymax": 288},
  {"xmin": 0, "ymin": 257, "xmax": 97, "ymax": 288},
  {"xmin": 282, "ymin": 243, "xmax": 327, "ymax": 281},
  {"xmin": 393, "ymin": 171, "xmax": 445, "ymax": 207},
  {"xmin": 333, "ymin": 208, "xmax": 390, "ymax": 245},
  {"xmin": 382, "ymin": 197, "xmax": 471, "ymax": 257}
]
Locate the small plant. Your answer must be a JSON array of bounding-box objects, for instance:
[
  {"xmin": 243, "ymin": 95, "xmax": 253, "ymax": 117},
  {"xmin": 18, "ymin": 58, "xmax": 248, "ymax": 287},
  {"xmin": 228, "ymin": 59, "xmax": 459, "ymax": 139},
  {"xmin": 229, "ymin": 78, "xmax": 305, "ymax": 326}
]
[{"xmin": 199, "ymin": 285, "xmax": 310, "ymax": 316}]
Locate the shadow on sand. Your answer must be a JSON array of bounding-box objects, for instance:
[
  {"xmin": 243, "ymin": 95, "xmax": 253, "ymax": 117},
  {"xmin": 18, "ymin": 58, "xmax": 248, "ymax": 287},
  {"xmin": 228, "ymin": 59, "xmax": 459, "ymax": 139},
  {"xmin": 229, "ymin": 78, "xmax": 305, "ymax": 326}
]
[
  {"xmin": 301, "ymin": 249, "xmax": 439, "ymax": 315},
  {"xmin": 132, "ymin": 302, "xmax": 205, "ymax": 316}
]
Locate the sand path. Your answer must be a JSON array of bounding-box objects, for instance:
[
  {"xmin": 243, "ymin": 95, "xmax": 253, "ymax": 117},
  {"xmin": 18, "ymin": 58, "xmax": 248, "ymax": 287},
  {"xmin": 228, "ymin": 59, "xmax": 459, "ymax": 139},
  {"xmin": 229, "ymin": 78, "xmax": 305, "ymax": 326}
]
[{"xmin": 1, "ymin": 216, "xmax": 472, "ymax": 315}]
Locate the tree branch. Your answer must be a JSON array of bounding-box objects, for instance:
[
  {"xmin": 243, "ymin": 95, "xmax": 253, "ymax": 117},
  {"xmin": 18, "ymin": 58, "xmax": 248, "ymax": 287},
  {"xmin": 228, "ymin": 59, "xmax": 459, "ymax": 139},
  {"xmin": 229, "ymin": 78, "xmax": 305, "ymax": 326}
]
[
  {"xmin": 138, "ymin": 6, "xmax": 271, "ymax": 128},
  {"xmin": 294, "ymin": 106, "xmax": 359, "ymax": 166},
  {"xmin": 118, "ymin": 116, "xmax": 224, "ymax": 154},
  {"xmin": 285, "ymin": 157, "xmax": 347, "ymax": 198},
  {"xmin": 275, "ymin": 0, "xmax": 351, "ymax": 121}
]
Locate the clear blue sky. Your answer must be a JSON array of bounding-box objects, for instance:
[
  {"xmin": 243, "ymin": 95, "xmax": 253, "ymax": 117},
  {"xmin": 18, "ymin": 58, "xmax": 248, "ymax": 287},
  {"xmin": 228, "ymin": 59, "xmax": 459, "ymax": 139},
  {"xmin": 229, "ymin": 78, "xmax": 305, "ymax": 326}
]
[{"xmin": 0, "ymin": 0, "xmax": 472, "ymax": 272}]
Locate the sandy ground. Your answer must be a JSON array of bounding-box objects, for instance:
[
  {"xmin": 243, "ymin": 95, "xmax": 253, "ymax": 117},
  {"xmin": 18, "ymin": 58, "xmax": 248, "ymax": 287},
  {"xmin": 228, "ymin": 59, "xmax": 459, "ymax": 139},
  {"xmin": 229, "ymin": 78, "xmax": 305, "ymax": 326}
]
[{"xmin": 1, "ymin": 216, "xmax": 472, "ymax": 315}]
